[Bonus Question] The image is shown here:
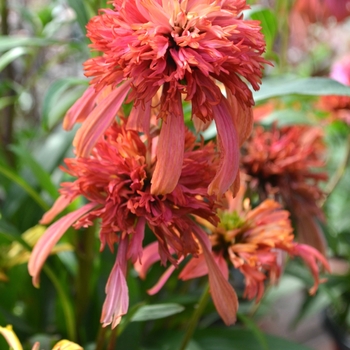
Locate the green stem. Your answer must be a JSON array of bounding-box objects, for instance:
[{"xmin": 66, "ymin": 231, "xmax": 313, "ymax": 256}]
[
  {"xmin": 179, "ymin": 284, "xmax": 210, "ymax": 350},
  {"xmin": 107, "ymin": 326, "xmax": 118, "ymax": 350},
  {"xmin": 43, "ymin": 265, "xmax": 77, "ymax": 341},
  {"xmin": 95, "ymin": 326, "xmax": 108, "ymax": 350},
  {"xmin": 75, "ymin": 224, "xmax": 96, "ymax": 340},
  {"xmin": 321, "ymin": 133, "xmax": 350, "ymax": 207}
]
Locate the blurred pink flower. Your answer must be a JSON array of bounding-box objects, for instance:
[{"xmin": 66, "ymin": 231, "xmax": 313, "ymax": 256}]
[
  {"xmin": 65, "ymin": 0, "xmax": 267, "ymax": 196},
  {"xmin": 320, "ymin": 54, "xmax": 350, "ymax": 124},
  {"xmin": 241, "ymin": 125, "xmax": 328, "ymax": 254},
  {"xmin": 28, "ymin": 121, "xmax": 241, "ymax": 327}
]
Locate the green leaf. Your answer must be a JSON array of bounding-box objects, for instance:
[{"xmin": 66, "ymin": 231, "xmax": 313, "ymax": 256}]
[
  {"xmin": 0, "ymin": 36, "xmax": 62, "ymax": 51},
  {"xmin": 0, "ymin": 96, "xmax": 16, "ymax": 110},
  {"xmin": 130, "ymin": 303, "xmax": 185, "ymax": 322},
  {"xmin": 194, "ymin": 328, "xmax": 312, "ymax": 350},
  {"xmin": 0, "ymin": 47, "xmax": 32, "ymax": 72},
  {"xmin": 66, "ymin": 0, "xmax": 90, "ymax": 35},
  {"xmin": 255, "ymin": 77, "xmax": 350, "ymax": 102},
  {"xmin": 249, "ymin": 7, "xmax": 278, "ymax": 53},
  {"xmin": 41, "ymin": 78, "xmax": 88, "ymax": 130},
  {"xmin": 259, "ymin": 110, "xmax": 314, "ymax": 127},
  {"xmin": 0, "ymin": 164, "xmax": 49, "ymax": 211},
  {"xmin": 10, "ymin": 145, "xmax": 58, "ymax": 199}
]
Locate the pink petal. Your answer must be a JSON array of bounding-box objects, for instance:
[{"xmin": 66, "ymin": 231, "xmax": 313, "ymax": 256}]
[
  {"xmin": 101, "ymin": 236, "xmax": 129, "ymax": 328},
  {"xmin": 147, "ymin": 262, "xmax": 179, "ymax": 295},
  {"xmin": 193, "ymin": 226, "xmax": 238, "ymax": 325},
  {"xmin": 73, "ymin": 82, "xmax": 130, "ymax": 157},
  {"xmin": 134, "ymin": 242, "xmax": 160, "ymax": 279},
  {"xmin": 179, "ymin": 253, "xmax": 208, "ymax": 280},
  {"xmin": 63, "ymin": 86, "xmax": 98, "ymax": 131},
  {"xmin": 208, "ymin": 98, "xmax": 239, "ymax": 197},
  {"xmin": 127, "ymin": 100, "xmax": 151, "ymax": 135},
  {"xmin": 151, "ymin": 92, "xmax": 185, "ymax": 195},
  {"xmin": 40, "ymin": 195, "xmax": 72, "ymax": 225},
  {"xmin": 28, "ymin": 202, "xmax": 97, "ymax": 287},
  {"xmin": 127, "ymin": 217, "xmax": 146, "ymax": 264}
]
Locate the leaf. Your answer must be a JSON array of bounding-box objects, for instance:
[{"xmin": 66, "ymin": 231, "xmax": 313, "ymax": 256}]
[
  {"xmin": 130, "ymin": 303, "xmax": 185, "ymax": 322},
  {"xmin": 259, "ymin": 110, "xmax": 314, "ymax": 127},
  {"xmin": 0, "ymin": 36, "xmax": 61, "ymax": 51},
  {"xmin": 254, "ymin": 77, "xmax": 350, "ymax": 102},
  {"xmin": 237, "ymin": 313, "xmax": 269, "ymax": 350},
  {"xmin": 0, "ymin": 47, "xmax": 32, "ymax": 72},
  {"xmin": 10, "ymin": 145, "xmax": 58, "ymax": 199},
  {"xmin": 66, "ymin": 0, "xmax": 90, "ymax": 35},
  {"xmin": 249, "ymin": 7, "xmax": 278, "ymax": 53},
  {"xmin": 42, "ymin": 78, "xmax": 88, "ymax": 130},
  {"xmin": 194, "ymin": 328, "xmax": 312, "ymax": 350}
]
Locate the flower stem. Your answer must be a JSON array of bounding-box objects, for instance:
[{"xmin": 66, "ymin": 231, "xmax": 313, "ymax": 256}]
[
  {"xmin": 179, "ymin": 284, "xmax": 210, "ymax": 350},
  {"xmin": 321, "ymin": 133, "xmax": 350, "ymax": 207}
]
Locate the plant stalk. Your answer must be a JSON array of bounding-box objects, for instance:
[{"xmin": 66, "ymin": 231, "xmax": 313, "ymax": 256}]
[{"xmin": 179, "ymin": 284, "xmax": 210, "ymax": 350}]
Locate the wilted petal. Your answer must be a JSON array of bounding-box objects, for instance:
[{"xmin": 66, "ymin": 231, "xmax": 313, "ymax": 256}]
[
  {"xmin": 179, "ymin": 253, "xmax": 208, "ymax": 280},
  {"xmin": 74, "ymin": 82, "xmax": 130, "ymax": 157},
  {"xmin": 147, "ymin": 264, "xmax": 178, "ymax": 295},
  {"xmin": 208, "ymin": 98, "xmax": 239, "ymax": 197},
  {"xmin": 127, "ymin": 217, "xmax": 146, "ymax": 264},
  {"xmin": 193, "ymin": 226, "xmax": 238, "ymax": 325},
  {"xmin": 0, "ymin": 325, "xmax": 23, "ymax": 350},
  {"xmin": 127, "ymin": 100, "xmax": 151, "ymax": 135},
  {"xmin": 291, "ymin": 243, "xmax": 330, "ymax": 295},
  {"xmin": 63, "ymin": 86, "xmax": 98, "ymax": 131},
  {"xmin": 28, "ymin": 202, "xmax": 97, "ymax": 287},
  {"xmin": 101, "ymin": 237, "xmax": 129, "ymax": 328},
  {"xmin": 151, "ymin": 92, "xmax": 185, "ymax": 195},
  {"xmin": 134, "ymin": 242, "xmax": 161, "ymax": 279},
  {"xmin": 40, "ymin": 195, "xmax": 72, "ymax": 225}
]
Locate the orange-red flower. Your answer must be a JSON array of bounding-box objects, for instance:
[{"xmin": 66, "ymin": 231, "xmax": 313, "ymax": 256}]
[
  {"xmin": 65, "ymin": 0, "xmax": 267, "ymax": 196},
  {"xmin": 181, "ymin": 189, "xmax": 330, "ymax": 301},
  {"xmin": 241, "ymin": 125, "xmax": 328, "ymax": 254},
  {"xmin": 28, "ymin": 121, "xmax": 238, "ymax": 327}
]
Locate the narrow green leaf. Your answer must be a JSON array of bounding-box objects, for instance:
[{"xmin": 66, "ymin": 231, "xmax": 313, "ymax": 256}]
[
  {"xmin": 0, "ymin": 96, "xmax": 16, "ymax": 110},
  {"xmin": 41, "ymin": 78, "xmax": 88, "ymax": 130},
  {"xmin": 0, "ymin": 47, "xmax": 31, "ymax": 71},
  {"xmin": 10, "ymin": 145, "xmax": 58, "ymax": 199},
  {"xmin": 131, "ymin": 303, "xmax": 185, "ymax": 322},
  {"xmin": 0, "ymin": 36, "xmax": 62, "ymax": 51},
  {"xmin": 0, "ymin": 165, "xmax": 49, "ymax": 211},
  {"xmin": 66, "ymin": 0, "xmax": 90, "ymax": 35},
  {"xmin": 255, "ymin": 77, "xmax": 350, "ymax": 102},
  {"xmin": 237, "ymin": 313, "xmax": 269, "ymax": 350}
]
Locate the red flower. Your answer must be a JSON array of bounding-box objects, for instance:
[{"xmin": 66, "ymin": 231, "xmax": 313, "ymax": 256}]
[
  {"xmin": 28, "ymin": 121, "xmax": 239, "ymax": 327},
  {"xmin": 241, "ymin": 125, "xmax": 328, "ymax": 254},
  {"xmin": 181, "ymin": 188, "xmax": 330, "ymax": 301},
  {"xmin": 65, "ymin": 0, "xmax": 267, "ymax": 196}
]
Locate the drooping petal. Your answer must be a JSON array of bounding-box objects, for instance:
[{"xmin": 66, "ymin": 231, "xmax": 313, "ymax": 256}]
[
  {"xmin": 0, "ymin": 325, "xmax": 23, "ymax": 350},
  {"xmin": 291, "ymin": 243, "xmax": 330, "ymax": 295},
  {"xmin": 127, "ymin": 100, "xmax": 151, "ymax": 135},
  {"xmin": 101, "ymin": 237, "xmax": 129, "ymax": 328},
  {"xmin": 63, "ymin": 86, "xmax": 98, "ymax": 131},
  {"xmin": 134, "ymin": 242, "xmax": 161, "ymax": 279},
  {"xmin": 193, "ymin": 226, "xmax": 238, "ymax": 325},
  {"xmin": 179, "ymin": 253, "xmax": 208, "ymax": 280},
  {"xmin": 151, "ymin": 92, "xmax": 185, "ymax": 195},
  {"xmin": 208, "ymin": 98, "xmax": 239, "ymax": 197},
  {"xmin": 28, "ymin": 202, "xmax": 97, "ymax": 287},
  {"xmin": 31, "ymin": 342, "xmax": 40, "ymax": 350},
  {"xmin": 40, "ymin": 195, "xmax": 72, "ymax": 225},
  {"xmin": 127, "ymin": 217, "xmax": 146, "ymax": 264},
  {"xmin": 73, "ymin": 82, "xmax": 130, "ymax": 157},
  {"xmin": 147, "ymin": 263, "xmax": 178, "ymax": 295}
]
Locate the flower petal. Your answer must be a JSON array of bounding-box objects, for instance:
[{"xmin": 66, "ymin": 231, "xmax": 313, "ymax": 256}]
[
  {"xmin": 127, "ymin": 217, "xmax": 146, "ymax": 264},
  {"xmin": 73, "ymin": 82, "xmax": 130, "ymax": 157},
  {"xmin": 193, "ymin": 226, "xmax": 238, "ymax": 325},
  {"xmin": 127, "ymin": 100, "xmax": 151, "ymax": 135},
  {"xmin": 0, "ymin": 325, "xmax": 23, "ymax": 350},
  {"xmin": 40, "ymin": 195, "xmax": 72, "ymax": 225},
  {"xmin": 28, "ymin": 202, "xmax": 97, "ymax": 287},
  {"xmin": 151, "ymin": 92, "xmax": 185, "ymax": 195},
  {"xmin": 63, "ymin": 86, "xmax": 98, "ymax": 131},
  {"xmin": 208, "ymin": 98, "xmax": 239, "ymax": 197},
  {"xmin": 52, "ymin": 340, "xmax": 83, "ymax": 350},
  {"xmin": 179, "ymin": 253, "xmax": 208, "ymax": 280},
  {"xmin": 101, "ymin": 237, "xmax": 129, "ymax": 328}
]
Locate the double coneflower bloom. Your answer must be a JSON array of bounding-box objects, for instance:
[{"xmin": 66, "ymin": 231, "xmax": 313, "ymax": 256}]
[
  {"xmin": 28, "ymin": 0, "xmax": 329, "ymax": 330},
  {"xmin": 64, "ymin": 0, "xmax": 267, "ymax": 196}
]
